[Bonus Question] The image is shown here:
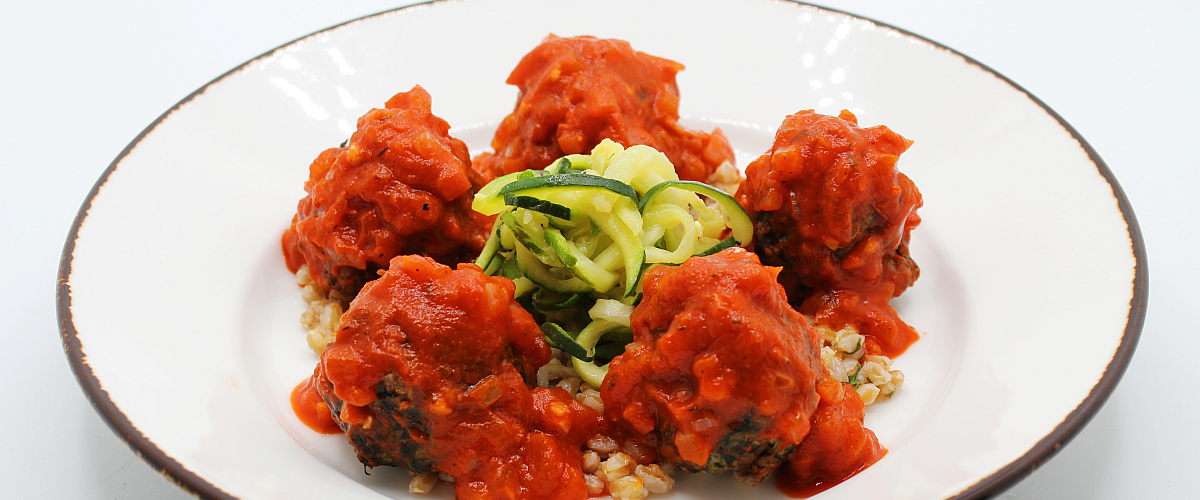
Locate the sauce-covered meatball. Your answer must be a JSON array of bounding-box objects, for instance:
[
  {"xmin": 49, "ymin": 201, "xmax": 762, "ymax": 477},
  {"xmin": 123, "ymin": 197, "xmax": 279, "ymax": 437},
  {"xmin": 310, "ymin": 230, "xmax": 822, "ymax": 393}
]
[
  {"xmin": 602, "ymin": 248, "xmax": 824, "ymax": 485},
  {"xmin": 473, "ymin": 35, "xmax": 735, "ymax": 184},
  {"xmin": 735, "ymin": 110, "xmax": 922, "ymax": 356},
  {"xmin": 315, "ymin": 255, "xmax": 602, "ymax": 499},
  {"xmin": 282, "ymin": 86, "xmax": 492, "ymax": 297}
]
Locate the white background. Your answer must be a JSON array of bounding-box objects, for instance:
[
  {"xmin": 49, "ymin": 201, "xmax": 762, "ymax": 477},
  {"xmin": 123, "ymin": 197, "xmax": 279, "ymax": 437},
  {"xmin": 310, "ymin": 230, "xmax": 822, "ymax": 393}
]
[{"xmin": 1, "ymin": 0, "xmax": 1195, "ymax": 498}]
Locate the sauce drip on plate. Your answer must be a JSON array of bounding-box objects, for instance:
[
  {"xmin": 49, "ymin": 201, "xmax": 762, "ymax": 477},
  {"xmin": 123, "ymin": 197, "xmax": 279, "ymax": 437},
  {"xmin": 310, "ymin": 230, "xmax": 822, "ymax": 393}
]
[{"xmin": 291, "ymin": 370, "xmax": 341, "ymax": 435}]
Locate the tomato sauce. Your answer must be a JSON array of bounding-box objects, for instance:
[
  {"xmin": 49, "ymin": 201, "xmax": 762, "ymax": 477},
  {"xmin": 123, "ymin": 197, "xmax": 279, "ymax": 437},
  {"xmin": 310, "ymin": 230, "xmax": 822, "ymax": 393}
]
[
  {"xmin": 473, "ymin": 35, "xmax": 735, "ymax": 184},
  {"xmin": 603, "ymin": 248, "xmax": 824, "ymax": 485},
  {"xmin": 290, "ymin": 368, "xmax": 342, "ymax": 435},
  {"xmin": 282, "ymin": 86, "xmax": 492, "ymax": 297},
  {"xmin": 799, "ymin": 288, "xmax": 918, "ymax": 358},
  {"xmin": 283, "ymin": 40, "xmax": 925, "ymax": 498},
  {"xmin": 296, "ymin": 255, "xmax": 605, "ymax": 499},
  {"xmin": 777, "ymin": 378, "xmax": 887, "ymax": 497},
  {"xmin": 735, "ymin": 110, "xmax": 923, "ymax": 356}
]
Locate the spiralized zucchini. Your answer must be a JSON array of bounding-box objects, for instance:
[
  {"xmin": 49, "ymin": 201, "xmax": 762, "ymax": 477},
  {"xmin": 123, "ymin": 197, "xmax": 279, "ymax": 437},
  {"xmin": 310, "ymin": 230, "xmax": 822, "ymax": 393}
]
[{"xmin": 471, "ymin": 139, "xmax": 752, "ymax": 387}]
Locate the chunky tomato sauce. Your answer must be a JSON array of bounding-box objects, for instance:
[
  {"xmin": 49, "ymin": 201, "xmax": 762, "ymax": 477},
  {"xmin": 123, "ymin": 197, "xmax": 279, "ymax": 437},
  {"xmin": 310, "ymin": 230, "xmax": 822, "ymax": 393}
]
[
  {"xmin": 777, "ymin": 378, "xmax": 886, "ymax": 497},
  {"xmin": 286, "ymin": 37, "xmax": 926, "ymax": 500},
  {"xmin": 603, "ymin": 248, "xmax": 824, "ymax": 485},
  {"xmin": 282, "ymin": 86, "xmax": 492, "ymax": 296},
  {"xmin": 473, "ymin": 35, "xmax": 735, "ymax": 184},
  {"xmin": 736, "ymin": 110, "xmax": 922, "ymax": 356},
  {"xmin": 300, "ymin": 255, "xmax": 607, "ymax": 499},
  {"xmin": 290, "ymin": 249, "xmax": 896, "ymax": 498}
]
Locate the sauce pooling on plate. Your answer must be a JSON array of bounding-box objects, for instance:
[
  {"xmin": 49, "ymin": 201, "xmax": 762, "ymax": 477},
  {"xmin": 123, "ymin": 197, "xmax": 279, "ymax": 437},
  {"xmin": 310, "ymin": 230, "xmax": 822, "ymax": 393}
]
[
  {"xmin": 290, "ymin": 369, "xmax": 341, "ymax": 435},
  {"xmin": 777, "ymin": 378, "xmax": 887, "ymax": 497}
]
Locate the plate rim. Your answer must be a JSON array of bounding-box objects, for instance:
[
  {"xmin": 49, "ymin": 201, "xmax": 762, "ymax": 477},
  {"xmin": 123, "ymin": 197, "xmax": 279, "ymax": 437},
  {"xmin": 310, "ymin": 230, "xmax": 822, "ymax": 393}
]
[{"xmin": 54, "ymin": 1, "xmax": 1149, "ymax": 499}]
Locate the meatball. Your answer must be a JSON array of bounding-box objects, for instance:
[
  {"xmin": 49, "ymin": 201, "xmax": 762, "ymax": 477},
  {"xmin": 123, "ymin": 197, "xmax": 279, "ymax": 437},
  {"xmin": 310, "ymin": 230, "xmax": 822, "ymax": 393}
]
[
  {"xmin": 317, "ymin": 255, "xmax": 551, "ymax": 469},
  {"xmin": 316, "ymin": 255, "xmax": 600, "ymax": 500},
  {"xmin": 602, "ymin": 248, "xmax": 824, "ymax": 485},
  {"xmin": 282, "ymin": 86, "xmax": 492, "ymax": 297},
  {"xmin": 735, "ymin": 110, "xmax": 922, "ymax": 356},
  {"xmin": 473, "ymin": 35, "xmax": 735, "ymax": 184}
]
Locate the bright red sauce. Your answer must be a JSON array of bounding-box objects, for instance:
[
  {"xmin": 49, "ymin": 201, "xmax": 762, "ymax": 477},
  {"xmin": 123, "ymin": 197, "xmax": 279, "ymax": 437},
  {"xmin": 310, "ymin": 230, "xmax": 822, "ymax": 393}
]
[
  {"xmin": 284, "ymin": 37, "xmax": 925, "ymax": 499},
  {"xmin": 776, "ymin": 449, "xmax": 886, "ymax": 498},
  {"xmin": 777, "ymin": 378, "xmax": 887, "ymax": 496},
  {"xmin": 800, "ymin": 288, "xmax": 918, "ymax": 357},
  {"xmin": 736, "ymin": 109, "xmax": 923, "ymax": 356},
  {"xmin": 282, "ymin": 86, "xmax": 492, "ymax": 297},
  {"xmin": 603, "ymin": 248, "xmax": 824, "ymax": 485},
  {"xmin": 287, "ymin": 249, "xmax": 895, "ymax": 497},
  {"xmin": 291, "ymin": 369, "xmax": 342, "ymax": 435},
  {"xmin": 302, "ymin": 255, "xmax": 605, "ymax": 499},
  {"xmin": 473, "ymin": 35, "xmax": 735, "ymax": 184}
]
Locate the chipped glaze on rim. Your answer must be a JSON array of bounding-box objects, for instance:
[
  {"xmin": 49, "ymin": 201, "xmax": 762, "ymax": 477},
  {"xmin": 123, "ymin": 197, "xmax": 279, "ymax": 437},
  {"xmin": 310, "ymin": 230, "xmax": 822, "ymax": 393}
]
[{"xmin": 56, "ymin": 1, "xmax": 1147, "ymax": 499}]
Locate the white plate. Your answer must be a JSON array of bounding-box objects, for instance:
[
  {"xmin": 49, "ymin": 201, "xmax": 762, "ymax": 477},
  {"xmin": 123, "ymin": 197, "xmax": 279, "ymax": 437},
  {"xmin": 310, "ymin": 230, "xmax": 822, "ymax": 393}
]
[{"xmin": 57, "ymin": 0, "xmax": 1146, "ymax": 498}]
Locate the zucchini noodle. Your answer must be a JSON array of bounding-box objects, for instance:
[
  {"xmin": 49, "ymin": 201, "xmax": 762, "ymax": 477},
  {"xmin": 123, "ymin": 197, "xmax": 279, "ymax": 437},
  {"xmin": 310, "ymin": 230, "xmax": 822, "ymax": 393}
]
[{"xmin": 471, "ymin": 139, "xmax": 753, "ymax": 387}]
